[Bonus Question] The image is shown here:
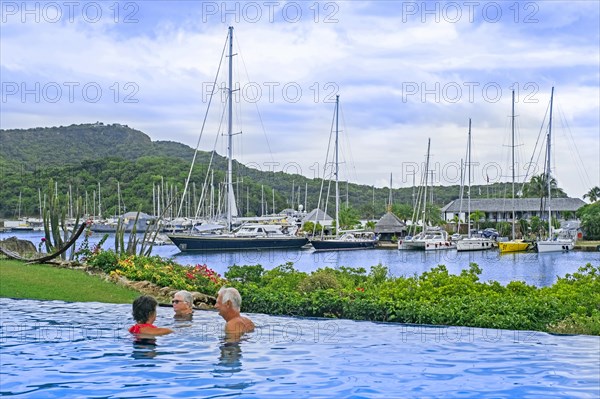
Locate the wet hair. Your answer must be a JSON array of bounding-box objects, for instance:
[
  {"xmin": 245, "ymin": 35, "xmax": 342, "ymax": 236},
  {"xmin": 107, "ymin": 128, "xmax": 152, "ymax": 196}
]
[
  {"xmin": 218, "ymin": 287, "xmax": 241, "ymax": 310},
  {"xmin": 132, "ymin": 295, "xmax": 158, "ymax": 323},
  {"xmin": 174, "ymin": 290, "xmax": 193, "ymax": 307}
]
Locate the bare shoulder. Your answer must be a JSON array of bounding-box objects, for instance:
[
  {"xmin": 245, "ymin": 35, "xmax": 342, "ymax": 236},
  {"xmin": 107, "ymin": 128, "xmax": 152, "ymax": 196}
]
[{"xmin": 225, "ymin": 316, "xmax": 255, "ymax": 334}]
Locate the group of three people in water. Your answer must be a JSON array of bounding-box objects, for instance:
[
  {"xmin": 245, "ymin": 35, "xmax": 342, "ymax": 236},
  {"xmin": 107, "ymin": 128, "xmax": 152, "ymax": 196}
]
[{"xmin": 129, "ymin": 287, "xmax": 255, "ymax": 341}]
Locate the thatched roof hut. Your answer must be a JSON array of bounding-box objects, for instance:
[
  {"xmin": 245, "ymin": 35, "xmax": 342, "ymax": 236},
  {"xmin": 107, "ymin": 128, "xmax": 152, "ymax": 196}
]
[{"xmin": 375, "ymin": 212, "xmax": 406, "ymax": 241}]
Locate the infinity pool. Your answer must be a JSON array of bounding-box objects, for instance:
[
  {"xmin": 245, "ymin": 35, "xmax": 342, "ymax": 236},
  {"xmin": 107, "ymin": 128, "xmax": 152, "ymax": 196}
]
[{"xmin": 1, "ymin": 298, "xmax": 598, "ymax": 398}]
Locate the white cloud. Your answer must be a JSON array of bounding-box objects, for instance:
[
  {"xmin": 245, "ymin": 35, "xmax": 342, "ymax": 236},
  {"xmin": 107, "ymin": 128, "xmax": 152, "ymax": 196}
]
[{"xmin": 1, "ymin": 0, "xmax": 598, "ymax": 199}]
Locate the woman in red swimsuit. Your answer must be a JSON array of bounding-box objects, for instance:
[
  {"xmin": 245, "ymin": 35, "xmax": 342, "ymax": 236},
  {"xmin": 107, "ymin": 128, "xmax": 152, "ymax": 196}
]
[{"xmin": 129, "ymin": 295, "xmax": 173, "ymax": 336}]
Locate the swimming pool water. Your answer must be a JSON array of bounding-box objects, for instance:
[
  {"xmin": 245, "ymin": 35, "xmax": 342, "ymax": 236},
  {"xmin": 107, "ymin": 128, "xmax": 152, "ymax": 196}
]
[{"xmin": 1, "ymin": 298, "xmax": 598, "ymax": 398}]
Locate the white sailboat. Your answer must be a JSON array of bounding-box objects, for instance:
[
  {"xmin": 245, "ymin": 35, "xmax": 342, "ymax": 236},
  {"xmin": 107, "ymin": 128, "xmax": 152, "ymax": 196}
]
[
  {"xmin": 309, "ymin": 95, "xmax": 377, "ymax": 251},
  {"xmin": 536, "ymin": 87, "xmax": 575, "ymax": 253},
  {"xmin": 456, "ymin": 119, "xmax": 495, "ymax": 252},
  {"xmin": 398, "ymin": 139, "xmax": 454, "ymax": 251}
]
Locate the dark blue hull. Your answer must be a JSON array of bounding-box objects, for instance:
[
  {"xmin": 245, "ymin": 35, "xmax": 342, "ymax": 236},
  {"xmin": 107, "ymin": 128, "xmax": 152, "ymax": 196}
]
[
  {"xmin": 310, "ymin": 239, "xmax": 376, "ymax": 251},
  {"xmin": 167, "ymin": 234, "xmax": 309, "ymax": 252}
]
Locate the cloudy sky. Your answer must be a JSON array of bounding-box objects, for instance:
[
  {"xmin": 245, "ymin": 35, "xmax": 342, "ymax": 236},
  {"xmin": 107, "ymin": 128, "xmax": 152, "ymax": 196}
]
[{"xmin": 1, "ymin": 1, "xmax": 599, "ymax": 199}]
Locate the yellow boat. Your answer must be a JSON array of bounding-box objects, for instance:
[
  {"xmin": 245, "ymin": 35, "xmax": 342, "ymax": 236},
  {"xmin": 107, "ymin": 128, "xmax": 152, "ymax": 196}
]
[{"xmin": 498, "ymin": 240, "xmax": 530, "ymax": 253}]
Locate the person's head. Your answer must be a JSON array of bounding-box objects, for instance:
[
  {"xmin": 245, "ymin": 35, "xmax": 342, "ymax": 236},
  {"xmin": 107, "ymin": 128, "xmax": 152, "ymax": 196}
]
[
  {"xmin": 132, "ymin": 295, "xmax": 158, "ymax": 324},
  {"xmin": 215, "ymin": 287, "xmax": 242, "ymax": 318},
  {"xmin": 172, "ymin": 290, "xmax": 193, "ymax": 315}
]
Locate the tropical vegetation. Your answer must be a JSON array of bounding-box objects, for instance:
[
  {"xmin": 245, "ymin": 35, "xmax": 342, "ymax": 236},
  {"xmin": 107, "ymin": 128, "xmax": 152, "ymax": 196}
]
[
  {"xmin": 521, "ymin": 173, "xmax": 567, "ymax": 198},
  {"xmin": 583, "ymin": 186, "xmax": 600, "ymax": 203},
  {"xmin": 577, "ymin": 201, "xmax": 600, "ymax": 240},
  {"xmin": 56, "ymin": 245, "xmax": 600, "ymax": 335}
]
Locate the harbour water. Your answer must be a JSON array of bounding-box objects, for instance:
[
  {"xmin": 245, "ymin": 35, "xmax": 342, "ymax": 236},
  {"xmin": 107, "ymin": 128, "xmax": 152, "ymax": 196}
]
[{"xmin": 1, "ymin": 230, "xmax": 598, "ymax": 287}]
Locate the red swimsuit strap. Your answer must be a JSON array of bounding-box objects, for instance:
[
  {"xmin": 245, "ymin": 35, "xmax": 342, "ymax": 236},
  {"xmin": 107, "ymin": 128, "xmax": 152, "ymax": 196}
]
[{"xmin": 129, "ymin": 323, "xmax": 157, "ymax": 334}]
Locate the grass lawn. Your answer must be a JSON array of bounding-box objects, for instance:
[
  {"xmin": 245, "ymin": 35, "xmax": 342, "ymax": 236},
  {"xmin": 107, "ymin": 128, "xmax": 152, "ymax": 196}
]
[{"xmin": 0, "ymin": 258, "xmax": 141, "ymax": 303}]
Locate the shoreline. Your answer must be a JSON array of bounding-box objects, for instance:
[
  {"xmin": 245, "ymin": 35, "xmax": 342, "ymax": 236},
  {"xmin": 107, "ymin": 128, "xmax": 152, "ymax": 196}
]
[{"xmin": 376, "ymin": 241, "xmax": 600, "ymax": 251}]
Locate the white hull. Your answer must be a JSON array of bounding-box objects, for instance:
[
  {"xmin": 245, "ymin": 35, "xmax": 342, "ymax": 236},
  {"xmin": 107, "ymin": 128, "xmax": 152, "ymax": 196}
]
[
  {"xmin": 456, "ymin": 238, "xmax": 495, "ymax": 252},
  {"xmin": 411, "ymin": 239, "xmax": 456, "ymax": 251},
  {"xmin": 398, "ymin": 228, "xmax": 455, "ymax": 251},
  {"xmin": 536, "ymin": 239, "xmax": 574, "ymax": 253},
  {"xmin": 398, "ymin": 238, "xmax": 416, "ymax": 250}
]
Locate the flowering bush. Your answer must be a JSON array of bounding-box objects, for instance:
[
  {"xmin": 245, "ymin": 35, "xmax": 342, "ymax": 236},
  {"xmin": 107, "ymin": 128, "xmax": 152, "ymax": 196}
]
[
  {"xmin": 75, "ymin": 231, "xmax": 107, "ymax": 263},
  {"xmin": 109, "ymin": 255, "xmax": 225, "ymax": 295}
]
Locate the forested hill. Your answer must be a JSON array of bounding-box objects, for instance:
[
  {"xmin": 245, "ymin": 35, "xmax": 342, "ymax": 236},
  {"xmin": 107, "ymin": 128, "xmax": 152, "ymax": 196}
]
[
  {"xmin": 1, "ymin": 122, "xmax": 518, "ymax": 220},
  {"xmin": 0, "ymin": 123, "xmax": 198, "ymax": 166}
]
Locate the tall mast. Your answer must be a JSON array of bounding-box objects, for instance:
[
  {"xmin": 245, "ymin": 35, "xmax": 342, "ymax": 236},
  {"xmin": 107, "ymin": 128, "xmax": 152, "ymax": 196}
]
[
  {"xmin": 226, "ymin": 26, "xmax": 236, "ymax": 230},
  {"xmin": 388, "ymin": 172, "xmax": 393, "ymax": 209},
  {"xmin": 422, "ymin": 138, "xmax": 431, "ymax": 230},
  {"xmin": 511, "ymin": 90, "xmax": 516, "ymax": 239},
  {"xmin": 38, "ymin": 187, "xmax": 42, "ymax": 220},
  {"xmin": 467, "ymin": 119, "xmax": 472, "ymax": 238},
  {"xmin": 334, "ymin": 94, "xmax": 340, "ymax": 238},
  {"xmin": 117, "ymin": 181, "xmax": 121, "ymax": 216},
  {"xmin": 98, "ymin": 181, "xmax": 102, "ymax": 219},
  {"xmin": 546, "ymin": 87, "xmax": 555, "ymax": 238}
]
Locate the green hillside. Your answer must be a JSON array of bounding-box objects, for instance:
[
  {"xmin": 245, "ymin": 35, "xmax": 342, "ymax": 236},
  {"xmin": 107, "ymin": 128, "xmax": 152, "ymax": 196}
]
[{"xmin": 1, "ymin": 123, "xmax": 515, "ymax": 220}]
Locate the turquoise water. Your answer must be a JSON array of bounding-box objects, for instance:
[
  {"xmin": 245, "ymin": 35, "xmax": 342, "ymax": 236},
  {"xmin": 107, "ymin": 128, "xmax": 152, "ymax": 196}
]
[
  {"xmin": 1, "ymin": 298, "xmax": 598, "ymax": 398},
  {"xmin": 3, "ymin": 231, "xmax": 599, "ymax": 287}
]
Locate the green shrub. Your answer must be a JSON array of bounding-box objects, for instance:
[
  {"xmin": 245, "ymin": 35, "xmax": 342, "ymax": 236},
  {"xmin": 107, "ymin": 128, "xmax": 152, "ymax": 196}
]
[
  {"xmin": 548, "ymin": 310, "xmax": 600, "ymax": 335},
  {"xmin": 262, "ymin": 262, "xmax": 308, "ymax": 291},
  {"xmin": 87, "ymin": 250, "xmax": 119, "ymax": 273},
  {"xmin": 367, "ymin": 264, "xmax": 388, "ymax": 286},
  {"xmin": 298, "ymin": 270, "xmax": 341, "ymax": 293},
  {"xmin": 224, "ymin": 264, "xmax": 265, "ymax": 284}
]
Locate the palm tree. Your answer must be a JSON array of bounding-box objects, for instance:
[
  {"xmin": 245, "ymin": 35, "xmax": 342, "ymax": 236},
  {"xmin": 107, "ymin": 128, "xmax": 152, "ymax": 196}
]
[
  {"xmin": 518, "ymin": 218, "xmax": 529, "ymax": 239},
  {"xmin": 583, "ymin": 186, "xmax": 600, "ymax": 203},
  {"xmin": 392, "ymin": 203, "xmax": 413, "ymax": 223},
  {"xmin": 338, "ymin": 205, "xmax": 360, "ymax": 230},
  {"xmin": 425, "ymin": 204, "xmax": 444, "ymax": 226},
  {"xmin": 523, "ymin": 174, "xmax": 566, "ymax": 198},
  {"xmin": 449, "ymin": 215, "xmax": 462, "ymax": 233},
  {"xmin": 469, "ymin": 210, "xmax": 485, "ymax": 232}
]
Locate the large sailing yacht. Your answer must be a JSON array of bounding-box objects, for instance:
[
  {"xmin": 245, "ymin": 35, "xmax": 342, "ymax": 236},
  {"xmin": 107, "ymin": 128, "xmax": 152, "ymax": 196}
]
[{"xmin": 167, "ymin": 27, "xmax": 308, "ymax": 252}]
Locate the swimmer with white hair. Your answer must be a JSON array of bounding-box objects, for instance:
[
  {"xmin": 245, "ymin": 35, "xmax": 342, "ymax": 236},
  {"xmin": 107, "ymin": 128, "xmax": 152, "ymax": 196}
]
[
  {"xmin": 215, "ymin": 287, "xmax": 255, "ymax": 338},
  {"xmin": 172, "ymin": 290, "xmax": 194, "ymax": 320}
]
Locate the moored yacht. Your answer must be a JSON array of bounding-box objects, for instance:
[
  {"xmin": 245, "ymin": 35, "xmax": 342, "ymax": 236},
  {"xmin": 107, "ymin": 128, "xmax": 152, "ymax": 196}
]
[
  {"xmin": 168, "ymin": 221, "xmax": 308, "ymax": 251},
  {"xmin": 311, "ymin": 232, "xmax": 377, "ymax": 251},
  {"xmin": 409, "ymin": 227, "xmax": 456, "ymax": 251},
  {"xmin": 166, "ymin": 27, "xmax": 308, "ymax": 253},
  {"xmin": 455, "ymin": 119, "xmax": 495, "ymax": 252},
  {"xmin": 535, "ymin": 88, "xmax": 575, "ymax": 253},
  {"xmin": 307, "ymin": 95, "xmax": 376, "ymax": 252}
]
